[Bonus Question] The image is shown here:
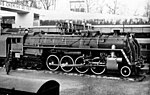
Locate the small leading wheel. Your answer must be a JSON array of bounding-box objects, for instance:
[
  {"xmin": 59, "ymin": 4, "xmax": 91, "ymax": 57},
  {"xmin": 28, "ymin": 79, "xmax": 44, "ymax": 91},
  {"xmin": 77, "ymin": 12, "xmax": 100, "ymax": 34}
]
[
  {"xmin": 120, "ymin": 66, "xmax": 131, "ymax": 77},
  {"xmin": 46, "ymin": 55, "xmax": 59, "ymax": 71},
  {"xmin": 91, "ymin": 66, "xmax": 106, "ymax": 75},
  {"xmin": 60, "ymin": 55, "xmax": 74, "ymax": 72},
  {"xmin": 75, "ymin": 56, "xmax": 89, "ymax": 74}
]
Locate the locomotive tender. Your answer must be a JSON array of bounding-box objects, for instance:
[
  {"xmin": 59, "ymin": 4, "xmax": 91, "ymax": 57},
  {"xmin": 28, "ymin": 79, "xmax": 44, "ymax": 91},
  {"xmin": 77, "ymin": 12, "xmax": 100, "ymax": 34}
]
[{"xmin": 0, "ymin": 23, "xmax": 144, "ymax": 77}]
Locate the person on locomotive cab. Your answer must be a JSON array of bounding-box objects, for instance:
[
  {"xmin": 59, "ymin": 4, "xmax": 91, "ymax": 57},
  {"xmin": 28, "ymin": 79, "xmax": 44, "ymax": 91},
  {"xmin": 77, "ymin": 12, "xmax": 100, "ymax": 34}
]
[
  {"xmin": 113, "ymin": 30, "xmax": 120, "ymax": 36},
  {"xmin": 24, "ymin": 28, "xmax": 29, "ymax": 34}
]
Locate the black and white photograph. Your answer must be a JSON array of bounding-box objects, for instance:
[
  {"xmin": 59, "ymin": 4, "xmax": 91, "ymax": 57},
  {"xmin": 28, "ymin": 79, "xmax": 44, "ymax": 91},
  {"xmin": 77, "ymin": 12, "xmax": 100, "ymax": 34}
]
[{"xmin": 0, "ymin": 0, "xmax": 150, "ymax": 95}]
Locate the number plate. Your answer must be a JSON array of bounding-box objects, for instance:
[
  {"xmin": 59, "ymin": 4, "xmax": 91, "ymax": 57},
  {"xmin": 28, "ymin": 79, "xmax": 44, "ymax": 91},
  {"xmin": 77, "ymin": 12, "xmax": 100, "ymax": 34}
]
[{"xmin": 15, "ymin": 53, "xmax": 20, "ymax": 58}]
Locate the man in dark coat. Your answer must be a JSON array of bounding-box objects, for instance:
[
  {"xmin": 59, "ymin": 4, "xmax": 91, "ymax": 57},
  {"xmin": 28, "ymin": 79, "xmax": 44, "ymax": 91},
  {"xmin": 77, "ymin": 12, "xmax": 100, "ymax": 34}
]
[
  {"xmin": 6, "ymin": 59, "xmax": 11, "ymax": 75},
  {"xmin": 5, "ymin": 51, "xmax": 12, "ymax": 75},
  {"xmin": 5, "ymin": 56, "xmax": 11, "ymax": 75}
]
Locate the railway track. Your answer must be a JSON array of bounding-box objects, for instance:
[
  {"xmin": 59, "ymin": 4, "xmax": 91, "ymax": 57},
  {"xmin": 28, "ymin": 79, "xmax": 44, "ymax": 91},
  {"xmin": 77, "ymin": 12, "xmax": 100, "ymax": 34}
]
[{"xmin": 17, "ymin": 68, "xmax": 146, "ymax": 82}]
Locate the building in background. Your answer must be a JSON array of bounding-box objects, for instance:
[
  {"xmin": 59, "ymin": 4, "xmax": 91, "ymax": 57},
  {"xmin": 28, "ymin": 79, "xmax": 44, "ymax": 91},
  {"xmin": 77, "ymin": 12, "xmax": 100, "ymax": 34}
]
[
  {"xmin": 0, "ymin": 0, "xmax": 149, "ymax": 28},
  {"xmin": 70, "ymin": 0, "xmax": 86, "ymax": 12},
  {"xmin": 0, "ymin": 0, "xmax": 40, "ymax": 28}
]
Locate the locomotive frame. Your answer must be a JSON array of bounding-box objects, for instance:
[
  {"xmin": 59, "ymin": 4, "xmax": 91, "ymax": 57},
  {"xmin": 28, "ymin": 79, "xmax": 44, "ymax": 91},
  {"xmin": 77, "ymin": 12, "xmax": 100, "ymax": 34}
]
[
  {"xmin": 0, "ymin": 22, "xmax": 145, "ymax": 77},
  {"xmin": 23, "ymin": 34, "xmax": 141, "ymax": 77}
]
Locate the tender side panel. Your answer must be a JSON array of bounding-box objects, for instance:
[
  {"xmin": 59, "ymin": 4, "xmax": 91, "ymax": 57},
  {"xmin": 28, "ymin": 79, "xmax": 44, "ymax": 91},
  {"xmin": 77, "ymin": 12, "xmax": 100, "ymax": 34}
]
[{"xmin": 0, "ymin": 36, "xmax": 7, "ymax": 57}]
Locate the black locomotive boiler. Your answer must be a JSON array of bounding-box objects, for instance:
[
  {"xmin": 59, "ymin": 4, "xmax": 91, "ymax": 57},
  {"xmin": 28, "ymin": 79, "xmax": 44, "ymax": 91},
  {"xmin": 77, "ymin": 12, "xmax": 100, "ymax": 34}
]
[{"xmin": 0, "ymin": 27, "xmax": 144, "ymax": 77}]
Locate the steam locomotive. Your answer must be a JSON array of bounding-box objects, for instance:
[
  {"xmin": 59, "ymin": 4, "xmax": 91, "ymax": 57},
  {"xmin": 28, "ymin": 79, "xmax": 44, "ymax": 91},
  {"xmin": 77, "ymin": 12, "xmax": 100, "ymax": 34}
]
[{"xmin": 0, "ymin": 22, "xmax": 144, "ymax": 77}]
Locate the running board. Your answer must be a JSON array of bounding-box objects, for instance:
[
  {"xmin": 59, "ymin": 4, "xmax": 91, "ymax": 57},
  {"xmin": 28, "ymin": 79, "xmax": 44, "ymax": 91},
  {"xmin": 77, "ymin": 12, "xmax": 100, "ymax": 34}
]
[{"xmin": 60, "ymin": 64, "xmax": 106, "ymax": 67}]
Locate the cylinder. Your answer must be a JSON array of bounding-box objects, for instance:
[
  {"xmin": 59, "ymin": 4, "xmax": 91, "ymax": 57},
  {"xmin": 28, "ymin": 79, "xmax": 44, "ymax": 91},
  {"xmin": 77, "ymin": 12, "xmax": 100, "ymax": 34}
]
[{"xmin": 116, "ymin": 58, "xmax": 122, "ymax": 62}]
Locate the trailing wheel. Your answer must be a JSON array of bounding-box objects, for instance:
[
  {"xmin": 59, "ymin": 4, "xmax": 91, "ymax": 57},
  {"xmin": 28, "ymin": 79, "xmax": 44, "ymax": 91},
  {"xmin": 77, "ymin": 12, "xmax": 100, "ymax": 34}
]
[
  {"xmin": 120, "ymin": 66, "xmax": 131, "ymax": 77},
  {"xmin": 60, "ymin": 55, "xmax": 74, "ymax": 72},
  {"xmin": 46, "ymin": 55, "xmax": 59, "ymax": 71},
  {"xmin": 75, "ymin": 56, "xmax": 89, "ymax": 74}
]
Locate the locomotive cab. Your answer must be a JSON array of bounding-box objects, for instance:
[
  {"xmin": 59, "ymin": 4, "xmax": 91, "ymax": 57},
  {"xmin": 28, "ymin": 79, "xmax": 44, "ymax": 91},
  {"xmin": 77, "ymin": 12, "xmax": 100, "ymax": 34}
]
[
  {"xmin": 8, "ymin": 35, "xmax": 23, "ymax": 59},
  {"xmin": 6, "ymin": 35, "xmax": 24, "ymax": 69},
  {"xmin": 0, "ymin": 28, "xmax": 24, "ymax": 67},
  {"xmin": 21, "ymin": 28, "xmax": 145, "ymax": 77}
]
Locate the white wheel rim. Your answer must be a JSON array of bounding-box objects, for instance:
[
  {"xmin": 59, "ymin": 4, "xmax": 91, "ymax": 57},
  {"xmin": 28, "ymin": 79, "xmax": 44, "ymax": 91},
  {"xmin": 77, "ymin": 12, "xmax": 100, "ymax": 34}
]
[
  {"xmin": 60, "ymin": 55, "xmax": 74, "ymax": 72},
  {"xmin": 90, "ymin": 57, "xmax": 106, "ymax": 75},
  {"xmin": 120, "ymin": 66, "xmax": 131, "ymax": 77},
  {"xmin": 46, "ymin": 55, "xmax": 59, "ymax": 71},
  {"xmin": 91, "ymin": 66, "xmax": 106, "ymax": 75},
  {"xmin": 75, "ymin": 56, "xmax": 89, "ymax": 73}
]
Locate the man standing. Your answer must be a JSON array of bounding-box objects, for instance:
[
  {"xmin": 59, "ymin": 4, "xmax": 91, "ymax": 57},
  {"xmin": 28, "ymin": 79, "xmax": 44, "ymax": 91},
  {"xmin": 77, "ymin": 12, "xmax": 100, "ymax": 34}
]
[
  {"xmin": 5, "ymin": 51, "xmax": 12, "ymax": 75},
  {"xmin": 5, "ymin": 58, "xmax": 11, "ymax": 75}
]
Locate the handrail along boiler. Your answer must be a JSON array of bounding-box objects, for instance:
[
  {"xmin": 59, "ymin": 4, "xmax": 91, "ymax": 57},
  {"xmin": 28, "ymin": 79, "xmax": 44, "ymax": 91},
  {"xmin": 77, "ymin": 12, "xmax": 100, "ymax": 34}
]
[{"xmin": 0, "ymin": 22, "xmax": 144, "ymax": 77}]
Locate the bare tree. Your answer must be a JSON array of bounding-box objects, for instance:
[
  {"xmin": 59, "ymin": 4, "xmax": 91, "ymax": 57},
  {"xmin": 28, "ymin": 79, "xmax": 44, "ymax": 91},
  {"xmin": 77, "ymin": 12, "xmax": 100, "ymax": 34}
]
[
  {"xmin": 95, "ymin": 0, "xmax": 105, "ymax": 13},
  {"xmin": 85, "ymin": 0, "xmax": 90, "ymax": 12},
  {"xmin": 96, "ymin": 6, "xmax": 103, "ymax": 13},
  {"xmin": 85, "ymin": 0, "xmax": 95, "ymax": 13},
  {"xmin": 144, "ymin": 0, "xmax": 150, "ymax": 17},
  {"xmin": 133, "ymin": 9, "xmax": 139, "ymax": 16},
  {"xmin": 28, "ymin": 0, "xmax": 38, "ymax": 8},
  {"xmin": 40, "ymin": 0, "xmax": 56, "ymax": 10},
  {"xmin": 14, "ymin": 0, "xmax": 28, "ymax": 6},
  {"xmin": 106, "ymin": 0, "xmax": 119, "ymax": 14},
  {"xmin": 10, "ymin": 0, "xmax": 40, "ymax": 8}
]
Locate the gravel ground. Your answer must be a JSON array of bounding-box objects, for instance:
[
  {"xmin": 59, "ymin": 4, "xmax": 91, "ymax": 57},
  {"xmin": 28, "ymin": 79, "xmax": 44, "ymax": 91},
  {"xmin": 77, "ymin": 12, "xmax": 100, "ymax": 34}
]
[
  {"xmin": 0, "ymin": 68, "xmax": 149, "ymax": 95},
  {"xmin": 61, "ymin": 75, "xmax": 150, "ymax": 95}
]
